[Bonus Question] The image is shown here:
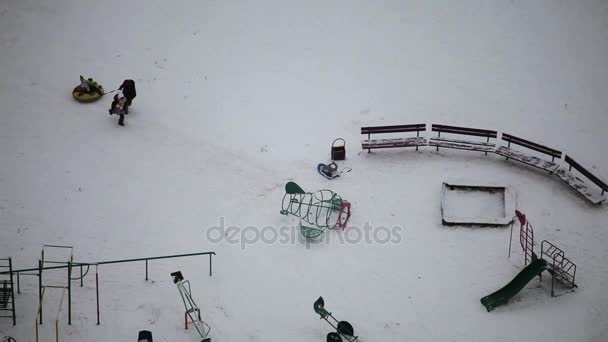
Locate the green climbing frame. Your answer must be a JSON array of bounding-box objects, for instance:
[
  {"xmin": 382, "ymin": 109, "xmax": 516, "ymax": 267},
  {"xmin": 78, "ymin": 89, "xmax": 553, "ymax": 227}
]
[{"xmin": 280, "ymin": 182, "xmax": 351, "ymax": 238}]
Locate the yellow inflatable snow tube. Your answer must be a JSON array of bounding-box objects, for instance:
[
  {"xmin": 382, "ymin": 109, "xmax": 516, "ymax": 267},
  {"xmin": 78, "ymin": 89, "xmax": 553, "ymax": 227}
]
[{"xmin": 72, "ymin": 82, "xmax": 104, "ymax": 103}]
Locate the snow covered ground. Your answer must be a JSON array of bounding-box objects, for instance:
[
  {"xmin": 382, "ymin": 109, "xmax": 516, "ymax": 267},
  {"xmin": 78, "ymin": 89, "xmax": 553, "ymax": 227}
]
[{"xmin": 1, "ymin": 0, "xmax": 608, "ymax": 341}]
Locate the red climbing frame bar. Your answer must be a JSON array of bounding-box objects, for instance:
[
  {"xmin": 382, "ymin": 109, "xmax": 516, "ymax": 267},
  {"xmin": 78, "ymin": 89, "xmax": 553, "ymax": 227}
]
[
  {"xmin": 516, "ymin": 210, "xmax": 534, "ymax": 265},
  {"xmin": 337, "ymin": 202, "xmax": 352, "ymax": 229},
  {"xmin": 184, "ymin": 308, "xmax": 201, "ymax": 330}
]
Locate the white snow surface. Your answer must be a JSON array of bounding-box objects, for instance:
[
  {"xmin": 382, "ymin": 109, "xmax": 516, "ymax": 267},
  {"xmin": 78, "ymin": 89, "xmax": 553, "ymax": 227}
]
[{"xmin": 1, "ymin": 0, "xmax": 608, "ymax": 341}]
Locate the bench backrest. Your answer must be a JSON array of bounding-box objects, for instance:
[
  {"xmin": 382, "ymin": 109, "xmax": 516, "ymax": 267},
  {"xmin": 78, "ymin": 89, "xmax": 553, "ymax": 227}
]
[
  {"xmin": 564, "ymin": 155, "xmax": 608, "ymax": 191},
  {"xmin": 431, "ymin": 124, "xmax": 497, "ymax": 138},
  {"xmin": 502, "ymin": 133, "xmax": 562, "ymax": 159},
  {"xmin": 361, "ymin": 124, "xmax": 426, "ymax": 135}
]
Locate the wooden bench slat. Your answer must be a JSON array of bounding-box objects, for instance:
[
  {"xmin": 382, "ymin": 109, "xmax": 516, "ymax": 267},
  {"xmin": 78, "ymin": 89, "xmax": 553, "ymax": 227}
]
[
  {"xmin": 362, "ymin": 137, "xmax": 427, "ymax": 149},
  {"xmin": 495, "ymin": 146, "xmax": 560, "ymax": 172},
  {"xmin": 429, "ymin": 138, "xmax": 495, "ymax": 152},
  {"xmin": 553, "ymin": 167, "xmax": 607, "ymax": 204},
  {"xmin": 564, "ymin": 155, "xmax": 608, "ymax": 191},
  {"xmin": 431, "ymin": 124, "xmax": 497, "ymax": 138},
  {"xmin": 502, "ymin": 133, "xmax": 562, "ymax": 158}
]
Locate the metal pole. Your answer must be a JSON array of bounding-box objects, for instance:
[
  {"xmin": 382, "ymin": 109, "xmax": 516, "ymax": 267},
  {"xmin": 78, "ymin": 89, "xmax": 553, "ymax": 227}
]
[
  {"xmin": 145, "ymin": 260, "xmax": 148, "ymax": 281},
  {"xmin": 55, "ymin": 319, "xmax": 59, "ymax": 342},
  {"xmin": 96, "ymin": 266, "xmax": 100, "ymax": 325},
  {"xmin": 209, "ymin": 254, "xmax": 212, "ymax": 277},
  {"xmin": 67, "ymin": 261, "xmax": 72, "ymax": 325},
  {"xmin": 485, "ymin": 136, "xmax": 489, "ymax": 155},
  {"xmin": 551, "ymin": 260, "xmax": 555, "ymax": 297},
  {"xmin": 39, "ymin": 259, "xmax": 43, "ymax": 325},
  {"xmin": 17, "ymin": 272, "xmax": 20, "ymax": 294},
  {"xmin": 80, "ymin": 265, "xmax": 83, "ymax": 287},
  {"xmin": 508, "ymin": 221, "xmax": 514, "ymax": 258},
  {"xmin": 9, "ymin": 258, "xmax": 16, "ymax": 325}
]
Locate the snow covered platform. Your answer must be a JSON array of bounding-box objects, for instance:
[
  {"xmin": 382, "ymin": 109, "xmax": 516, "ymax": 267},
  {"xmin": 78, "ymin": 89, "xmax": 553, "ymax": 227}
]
[
  {"xmin": 495, "ymin": 146, "xmax": 560, "ymax": 173},
  {"xmin": 361, "ymin": 137, "xmax": 427, "ymax": 150},
  {"xmin": 429, "ymin": 137, "xmax": 495, "ymax": 153},
  {"xmin": 553, "ymin": 168, "xmax": 607, "ymax": 204},
  {"xmin": 440, "ymin": 181, "xmax": 516, "ymax": 226}
]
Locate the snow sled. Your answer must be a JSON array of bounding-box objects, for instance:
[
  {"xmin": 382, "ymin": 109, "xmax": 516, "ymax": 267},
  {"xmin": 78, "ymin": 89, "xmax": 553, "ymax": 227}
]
[
  {"xmin": 318, "ymin": 162, "xmax": 351, "ymax": 180},
  {"xmin": 72, "ymin": 76, "xmax": 104, "ymax": 103}
]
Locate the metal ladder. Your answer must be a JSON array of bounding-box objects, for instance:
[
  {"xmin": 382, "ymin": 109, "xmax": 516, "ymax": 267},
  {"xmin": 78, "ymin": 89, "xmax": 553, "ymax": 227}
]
[{"xmin": 0, "ymin": 258, "xmax": 16, "ymax": 325}]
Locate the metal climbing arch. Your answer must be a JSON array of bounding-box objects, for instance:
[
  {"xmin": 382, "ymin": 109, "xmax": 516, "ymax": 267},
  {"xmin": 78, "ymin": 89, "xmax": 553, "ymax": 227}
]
[{"xmin": 280, "ymin": 182, "xmax": 351, "ymax": 238}]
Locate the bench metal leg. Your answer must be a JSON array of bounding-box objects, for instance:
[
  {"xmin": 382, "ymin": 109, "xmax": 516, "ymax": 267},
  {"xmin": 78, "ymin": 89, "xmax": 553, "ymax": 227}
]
[
  {"xmin": 436, "ymin": 132, "xmax": 440, "ymax": 151},
  {"xmin": 485, "ymin": 137, "xmax": 489, "ymax": 156}
]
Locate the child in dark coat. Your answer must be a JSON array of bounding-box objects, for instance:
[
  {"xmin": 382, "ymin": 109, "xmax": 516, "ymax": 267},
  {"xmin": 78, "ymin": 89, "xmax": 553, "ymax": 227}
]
[
  {"xmin": 109, "ymin": 91, "xmax": 128, "ymax": 126},
  {"xmin": 119, "ymin": 80, "xmax": 136, "ymax": 110}
]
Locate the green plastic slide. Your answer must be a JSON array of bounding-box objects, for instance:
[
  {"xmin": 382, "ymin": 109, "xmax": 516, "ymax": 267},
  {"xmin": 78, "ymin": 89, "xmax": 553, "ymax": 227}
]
[{"xmin": 481, "ymin": 258, "xmax": 548, "ymax": 312}]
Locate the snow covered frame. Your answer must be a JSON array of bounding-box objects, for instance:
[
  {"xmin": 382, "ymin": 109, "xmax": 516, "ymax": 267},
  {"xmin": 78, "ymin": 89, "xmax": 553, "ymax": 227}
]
[{"xmin": 441, "ymin": 181, "xmax": 516, "ymax": 226}]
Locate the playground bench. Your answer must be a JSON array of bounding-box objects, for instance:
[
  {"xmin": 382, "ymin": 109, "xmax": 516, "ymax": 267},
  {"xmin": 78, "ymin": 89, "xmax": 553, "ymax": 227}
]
[
  {"xmin": 361, "ymin": 124, "xmax": 427, "ymax": 152},
  {"xmin": 429, "ymin": 124, "xmax": 497, "ymax": 154},
  {"xmin": 495, "ymin": 133, "xmax": 562, "ymax": 172},
  {"xmin": 553, "ymin": 155, "xmax": 608, "ymax": 204}
]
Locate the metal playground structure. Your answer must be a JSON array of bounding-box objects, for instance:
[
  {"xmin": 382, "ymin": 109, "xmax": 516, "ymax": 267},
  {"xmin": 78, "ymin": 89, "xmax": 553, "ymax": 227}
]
[
  {"xmin": 280, "ymin": 181, "xmax": 351, "ymax": 238},
  {"xmin": 171, "ymin": 271, "xmax": 211, "ymax": 342},
  {"xmin": 0, "ymin": 245, "xmax": 216, "ymax": 341},
  {"xmin": 485, "ymin": 210, "xmax": 578, "ymax": 311}
]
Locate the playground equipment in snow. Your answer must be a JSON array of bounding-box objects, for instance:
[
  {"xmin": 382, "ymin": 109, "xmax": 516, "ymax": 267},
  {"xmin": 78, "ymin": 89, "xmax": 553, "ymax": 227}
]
[
  {"xmin": 280, "ymin": 182, "xmax": 351, "ymax": 238},
  {"xmin": 171, "ymin": 271, "xmax": 211, "ymax": 342},
  {"xmin": 481, "ymin": 210, "xmax": 577, "ymax": 311},
  {"xmin": 314, "ymin": 297, "xmax": 360, "ymax": 342},
  {"xmin": 440, "ymin": 181, "xmax": 515, "ymax": 226},
  {"xmin": 1, "ymin": 247, "xmax": 215, "ymax": 335},
  {"xmin": 0, "ymin": 258, "xmax": 15, "ymax": 326}
]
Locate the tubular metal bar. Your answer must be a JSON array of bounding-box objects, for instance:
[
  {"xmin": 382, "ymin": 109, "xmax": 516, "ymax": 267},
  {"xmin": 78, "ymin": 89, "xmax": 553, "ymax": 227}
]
[
  {"xmin": 9, "ymin": 258, "xmax": 15, "ymax": 325},
  {"xmin": 38, "ymin": 259, "xmax": 42, "ymax": 325},
  {"xmin": 43, "ymin": 245, "xmax": 73, "ymax": 249},
  {"xmin": 68, "ymin": 261, "xmax": 72, "ymax": 325},
  {"xmin": 3, "ymin": 251, "xmax": 217, "ymax": 274},
  {"xmin": 95, "ymin": 266, "xmax": 100, "ymax": 325}
]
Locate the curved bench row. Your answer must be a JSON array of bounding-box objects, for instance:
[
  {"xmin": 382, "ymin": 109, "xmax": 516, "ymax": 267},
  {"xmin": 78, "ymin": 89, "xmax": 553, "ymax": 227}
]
[{"xmin": 361, "ymin": 124, "xmax": 608, "ymax": 205}]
